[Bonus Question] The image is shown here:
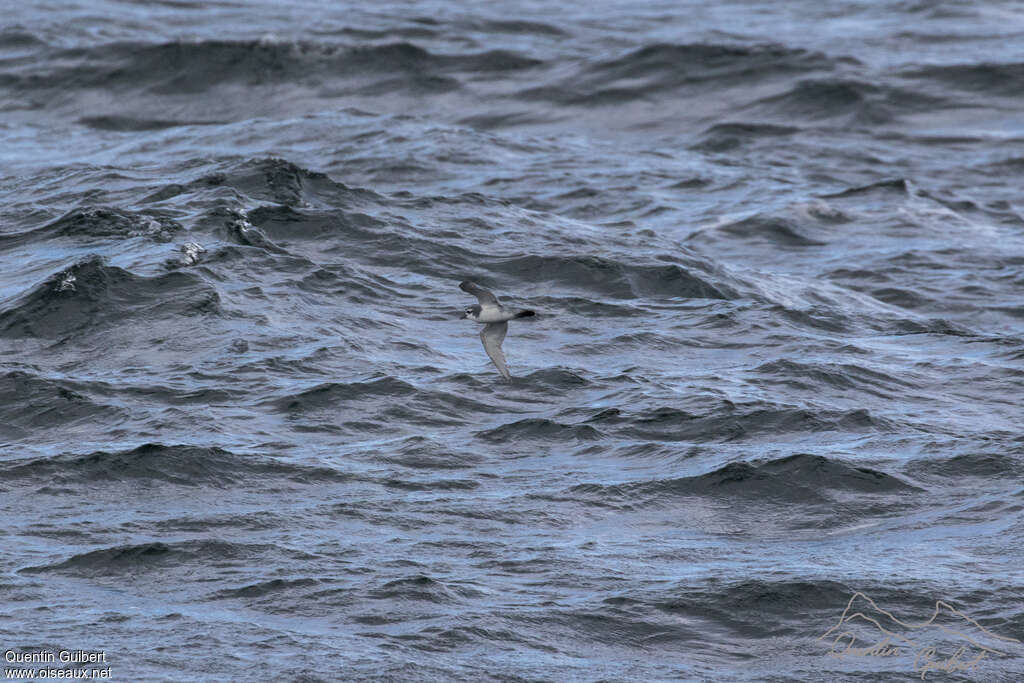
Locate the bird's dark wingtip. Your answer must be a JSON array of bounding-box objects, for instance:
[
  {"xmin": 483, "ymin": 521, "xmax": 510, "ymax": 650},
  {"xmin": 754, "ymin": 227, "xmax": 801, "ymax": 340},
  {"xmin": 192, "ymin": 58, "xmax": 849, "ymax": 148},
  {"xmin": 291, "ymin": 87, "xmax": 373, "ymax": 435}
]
[
  {"xmin": 459, "ymin": 280, "xmax": 474, "ymax": 292},
  {"xmin": 516, "ymin": 310, "xmax": 536, "ymax": 318}
]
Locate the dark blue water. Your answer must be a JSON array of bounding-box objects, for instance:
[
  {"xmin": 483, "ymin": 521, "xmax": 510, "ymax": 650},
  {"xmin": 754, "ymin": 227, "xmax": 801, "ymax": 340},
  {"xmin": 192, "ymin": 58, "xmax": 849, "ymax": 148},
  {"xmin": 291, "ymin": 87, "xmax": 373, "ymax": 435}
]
[{"xmin": 2, "ymin": 1, "xmax": 1023, "ymax": 680}]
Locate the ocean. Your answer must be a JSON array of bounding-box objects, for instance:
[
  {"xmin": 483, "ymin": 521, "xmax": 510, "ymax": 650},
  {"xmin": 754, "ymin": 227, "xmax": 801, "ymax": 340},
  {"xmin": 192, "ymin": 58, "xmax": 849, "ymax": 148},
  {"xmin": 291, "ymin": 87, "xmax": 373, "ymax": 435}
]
[{"xmin": 1, "ymin": 1, "xmax": 1023, "ymax": 680}]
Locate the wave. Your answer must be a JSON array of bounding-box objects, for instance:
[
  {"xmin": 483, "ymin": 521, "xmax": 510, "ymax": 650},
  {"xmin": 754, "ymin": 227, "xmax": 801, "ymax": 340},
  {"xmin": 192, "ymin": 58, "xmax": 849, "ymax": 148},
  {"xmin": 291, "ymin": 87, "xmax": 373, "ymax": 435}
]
[
  {"xmin": 0, "ymin": 28, "xmax": 47, "ymax": 49},
  {"xmin": 768, "ymin": 304, "xmax": 859, "ymax": 334},
  {"xmin": 820, "ymin": 177, "xmax": 911, "ymax": 199},
  {"xmin": 888, "ymin": 317, "xmax": 975, "ymax": 336},
  {"xmin": 0, "ymin": 256, "xmax": 222, "ymax": 339},
  {"xmin": 753, "ymin": 359, "xmax": 916, "ymax": 398},
  {"xmin": 20, "ymin": 538, "xmax": 313, "ymax": 577},
  {"xmin": 371, "ymin": 436, "xmax": 485, "ymax": 470},
  {"xmin": 209, "ymin": 578, "xmax": 320, "ymax": 600},
  {"xmin": 527, "ymin": 295, "xmax": 646, "ymax": 318},
  {"xmin": 901, "ymin": 61, "xmax": 1024, "ymax": 97},
  {"xmin": 383, "ymin": 477, "xmax": 480, "ymax": 492},
  {"xmin": 5, "ymin": 40, "xmax": 542, "ymax": 96},
  {"xmin": 145, "ymin": 157, "xmax": 378, "ymax": 208},
  {"xmin": 0, "ymin": 206, "xmax": 182, "ymax": 249},
  {"xmin": 650, "ymin": 578, "xmax": 855, "ymax": 636},
  {"xmin": 515, "ymin": 367, "xmax": 591, "ymax": 390},
  {"xmin": 620, "ymin": 404, "xmax": 896, "ymax": 443},
  {"xmin": 863, "ymin": 286, "xmax": 932, "ymax": 310},
  {"xmin": 236, "ymin": 204, "xmax": 470, "ymax": 272},
  {"xmin": 267, "ymin": 377, "xmax": 419, "ymax": 411},
  {"xmin": 0, "ymin": 370, "xmax": 127, "ymax": 441},
  {"xmin": 520, "ymin": 42, "xmax": 840, "ymax": 105},
  {"xmin": 243, "ymin": 205, "xmax": 383, "ymax": 243},
  {"xmin": 744, "ymin": 79, "xmax": 945, "ymax": 125},
  {"xmin": 490, "ymin": 254, "xmax": 742, "ymax": 300},
  {"xmin": 709, "ymin": 214, "xmax": 827, "ymax": 247},
  {"xmin": 21, "ymin": 542, "xmax": 178, "ymax": 576},
  {"xmin": 664, "ymin": 577, "xmax": 853, "ymax": 611},
  {"xmin": 0, "ymin": 443, "xmax": 352, "ymax": 487},
  {"xmin": 558, "ymin": 453, "xmax": 920, "ymax": 509},
  {"xmin": 367, "ymin": 575, "xmax": 484, "ymax": 603},
  {"xmin": 691, "ymin": 122, "xmax": 800, "ymax": 152},
  {"xmin": 592, "ymin": 42, "xmax": 841, "ymax": 79},
  {"xmin": 906, "ymin": 452, "xmax": 1024, "ymax": 480},
  {"xmin": 469, "ymin": 19, "xmax": 568, "ymax": 37},
  {"xmin": 477, "ymin": 418, "xmax": 604, "ymax": 443},
  {"xmin": 78, "ymin": 115, "xmax": 224, "ymax": 131},
  {"xmin": 263, "ymin": 378, "xmax": 504, "ymax": 429},
  {"xmin": 229, "ymin": 193, "xmax": 744, "ymax": 303}
]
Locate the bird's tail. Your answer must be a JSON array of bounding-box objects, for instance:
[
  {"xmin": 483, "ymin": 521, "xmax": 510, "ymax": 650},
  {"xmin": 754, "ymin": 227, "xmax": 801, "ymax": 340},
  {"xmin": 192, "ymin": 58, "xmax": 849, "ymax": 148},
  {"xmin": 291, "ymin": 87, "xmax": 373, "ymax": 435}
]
[{"xmin": 515, "ymin": 310, "xmax": 536, "ymax": 318}]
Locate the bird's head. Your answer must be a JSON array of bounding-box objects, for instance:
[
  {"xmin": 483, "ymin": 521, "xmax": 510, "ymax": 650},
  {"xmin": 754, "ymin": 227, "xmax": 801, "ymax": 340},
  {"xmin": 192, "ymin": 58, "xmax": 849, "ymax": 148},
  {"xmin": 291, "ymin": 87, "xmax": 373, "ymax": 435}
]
[{"xmin": 461, "ymin": 304, "xmax": 481, "ymax": 320}]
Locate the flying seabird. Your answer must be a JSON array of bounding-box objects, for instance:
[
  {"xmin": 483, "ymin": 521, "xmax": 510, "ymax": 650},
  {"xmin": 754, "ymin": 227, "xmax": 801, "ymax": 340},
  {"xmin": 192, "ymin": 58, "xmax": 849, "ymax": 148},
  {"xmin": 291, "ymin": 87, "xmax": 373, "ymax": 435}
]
[{"xmin": 459, "ymin": 280, "xmax": 535, "ymax": 379}]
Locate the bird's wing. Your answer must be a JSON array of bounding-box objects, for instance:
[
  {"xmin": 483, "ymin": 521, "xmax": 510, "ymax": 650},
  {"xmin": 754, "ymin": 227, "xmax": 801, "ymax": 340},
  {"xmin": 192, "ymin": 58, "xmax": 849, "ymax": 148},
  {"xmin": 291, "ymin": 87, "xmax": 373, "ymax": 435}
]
[
  {"xmin": 480, "ymin": 322, "xmax": 510, "ymax": 379},
  {"xmin": 460, "ymin": 280, "xmax": 500, "ymax": 306}
]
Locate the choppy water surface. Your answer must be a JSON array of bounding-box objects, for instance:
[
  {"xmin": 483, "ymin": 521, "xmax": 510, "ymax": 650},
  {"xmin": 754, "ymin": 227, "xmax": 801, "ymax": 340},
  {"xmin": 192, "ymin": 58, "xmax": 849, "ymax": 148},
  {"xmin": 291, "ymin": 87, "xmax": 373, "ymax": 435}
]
[{"xmin": 2, "ymin": 1, "xmax": 1023, "ymax": 680}]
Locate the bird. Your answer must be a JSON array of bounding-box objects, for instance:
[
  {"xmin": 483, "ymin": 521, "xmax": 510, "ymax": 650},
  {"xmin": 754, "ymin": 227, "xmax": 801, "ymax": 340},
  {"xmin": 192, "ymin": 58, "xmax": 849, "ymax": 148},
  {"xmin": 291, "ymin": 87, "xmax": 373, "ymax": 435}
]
[{"xmin": 459, "ymin": 280, "xmax": 535, "ymax": 379}]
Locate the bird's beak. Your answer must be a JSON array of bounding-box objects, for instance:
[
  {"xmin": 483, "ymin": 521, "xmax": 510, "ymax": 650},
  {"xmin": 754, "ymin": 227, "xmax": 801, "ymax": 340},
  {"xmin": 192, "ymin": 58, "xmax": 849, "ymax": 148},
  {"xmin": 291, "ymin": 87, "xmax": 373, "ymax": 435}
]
[{"xmin": 458, "ymin": 311, "xmax": 467, "ymax": 319}]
